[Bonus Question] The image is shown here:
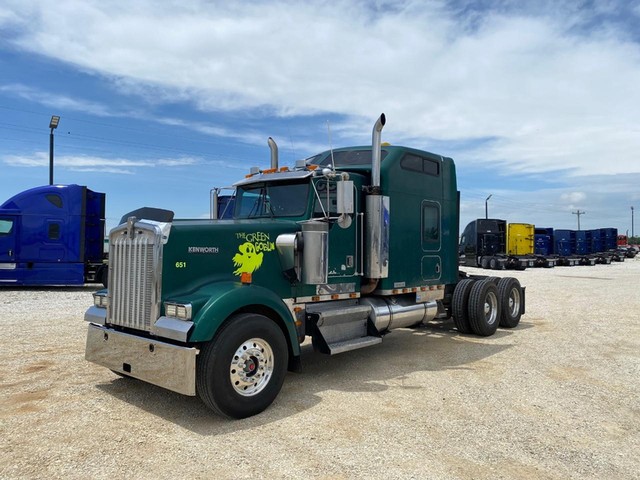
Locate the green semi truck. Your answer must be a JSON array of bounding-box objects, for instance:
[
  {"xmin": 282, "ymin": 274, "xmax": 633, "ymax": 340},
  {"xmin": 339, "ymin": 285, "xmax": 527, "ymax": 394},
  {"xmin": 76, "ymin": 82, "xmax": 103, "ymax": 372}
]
[{"xmin": 85, "ymin": 114, "xmax": 525, "ymax": 419}]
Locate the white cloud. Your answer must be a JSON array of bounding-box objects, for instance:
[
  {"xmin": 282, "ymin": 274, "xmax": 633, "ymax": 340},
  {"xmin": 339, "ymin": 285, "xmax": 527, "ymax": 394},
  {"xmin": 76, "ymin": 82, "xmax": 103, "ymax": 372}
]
[
  {"xmin": 2, "ymin": 151, "xmax": 204, "ymax": 173},
  {"xmin": 0, "ymin": 84, "xmax": 115, "ymax": 117},
  {"xmin": 560, "ymin": 192, "xmax": 587, "ymax": 204},
  {"xmin": 157, "ymin": 157, "xmax": 200, "ymax": 167},
  {"xmin": 2, "ymin": 0, "xmax": 640, "ymax": 178}
]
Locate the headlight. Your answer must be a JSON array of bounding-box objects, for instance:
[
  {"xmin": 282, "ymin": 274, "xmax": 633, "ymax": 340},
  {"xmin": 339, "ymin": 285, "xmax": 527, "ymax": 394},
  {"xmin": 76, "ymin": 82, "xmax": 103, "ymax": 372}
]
[
  {"xmin": 164, "ymin": 302, "xmax": 192, "ymax": 321},
  {"xmin": 93, "ymin": 293, "xmax": 108, "ymax": 308}
]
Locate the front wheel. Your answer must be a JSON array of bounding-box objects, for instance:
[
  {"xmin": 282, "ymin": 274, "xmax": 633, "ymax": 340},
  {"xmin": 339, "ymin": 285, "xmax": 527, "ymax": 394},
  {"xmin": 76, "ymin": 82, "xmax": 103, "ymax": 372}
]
[{"xmin": 197, "ymin": 313, "xmax": 288, "ymax": 419}]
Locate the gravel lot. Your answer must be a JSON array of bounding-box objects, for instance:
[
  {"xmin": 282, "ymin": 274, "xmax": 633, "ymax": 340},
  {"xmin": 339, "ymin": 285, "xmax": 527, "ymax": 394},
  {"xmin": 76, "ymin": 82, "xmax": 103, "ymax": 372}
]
[{"xmin": 1, "ymin": 259, "xmax": 639, "ymax": 479}]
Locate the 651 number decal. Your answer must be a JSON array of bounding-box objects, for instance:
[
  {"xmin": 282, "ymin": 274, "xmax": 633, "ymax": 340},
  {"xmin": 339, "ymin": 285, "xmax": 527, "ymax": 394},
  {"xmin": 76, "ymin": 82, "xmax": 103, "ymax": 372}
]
[{"xmin": 175, "ymin": 261, "xmax": 187, "ymax": 269}]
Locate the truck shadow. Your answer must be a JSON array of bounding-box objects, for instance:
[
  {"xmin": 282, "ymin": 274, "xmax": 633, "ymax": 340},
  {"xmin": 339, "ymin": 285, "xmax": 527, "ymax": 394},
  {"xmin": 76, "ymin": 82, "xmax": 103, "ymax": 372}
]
[{"xmin": 95, "ymin": 319, "xmax": 523, "ymax": 434}]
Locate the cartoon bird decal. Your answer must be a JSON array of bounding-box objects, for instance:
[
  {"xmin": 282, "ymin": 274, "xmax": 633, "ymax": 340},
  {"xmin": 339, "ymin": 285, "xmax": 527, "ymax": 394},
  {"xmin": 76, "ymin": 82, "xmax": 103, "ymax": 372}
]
[{"xmin": 232, "ymin": 242, "xmax": 264, "ymax": 275}]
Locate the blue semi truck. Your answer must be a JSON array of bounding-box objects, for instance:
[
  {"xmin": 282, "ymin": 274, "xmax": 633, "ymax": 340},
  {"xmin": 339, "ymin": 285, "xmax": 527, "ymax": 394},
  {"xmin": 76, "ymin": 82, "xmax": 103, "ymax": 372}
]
[{"xmin": 0, "ymin": 184, "xmax": 107, "ymax": 286}]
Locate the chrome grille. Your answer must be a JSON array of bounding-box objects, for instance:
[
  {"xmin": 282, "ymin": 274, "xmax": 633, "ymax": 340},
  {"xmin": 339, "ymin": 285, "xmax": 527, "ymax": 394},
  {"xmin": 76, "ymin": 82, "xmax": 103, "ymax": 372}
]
[{"xmin": 107, "ymin": 224, "xmax": 161, "ymax": 331}]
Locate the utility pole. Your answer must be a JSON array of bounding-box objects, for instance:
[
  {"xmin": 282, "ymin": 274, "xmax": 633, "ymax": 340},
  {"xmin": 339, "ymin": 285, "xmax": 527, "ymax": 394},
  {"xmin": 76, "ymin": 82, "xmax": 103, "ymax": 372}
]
[
  {"xmin": 632, "ymin": 206, "xmax": 635, "ymax": 238},
  {"xmin": 572, "ymin": 210, "xmax": 585, "ymax": 230}
]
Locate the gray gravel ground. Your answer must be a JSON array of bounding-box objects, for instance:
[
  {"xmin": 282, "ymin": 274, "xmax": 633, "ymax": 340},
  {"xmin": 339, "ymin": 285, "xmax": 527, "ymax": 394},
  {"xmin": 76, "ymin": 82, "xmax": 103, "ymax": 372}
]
[{"xmin": 1, "ymin": 259, "xmax": 639, "ymax": 479}]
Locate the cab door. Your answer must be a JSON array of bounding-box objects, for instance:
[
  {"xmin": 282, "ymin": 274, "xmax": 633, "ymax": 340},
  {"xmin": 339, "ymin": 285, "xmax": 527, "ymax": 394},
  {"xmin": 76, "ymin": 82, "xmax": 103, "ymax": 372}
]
[
  {"xmin": 0, "ymin": 215, "xmax": 18, "ymax": 263},
  {"xmin": 315, "ymin": 178, "xmax": 357, "ymax": 280}
]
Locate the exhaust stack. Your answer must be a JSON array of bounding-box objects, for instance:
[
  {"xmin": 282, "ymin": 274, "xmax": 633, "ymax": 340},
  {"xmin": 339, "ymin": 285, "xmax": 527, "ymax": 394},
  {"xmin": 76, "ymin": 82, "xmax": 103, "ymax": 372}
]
[
  {"xmin": 268, "ymin": 137, "xmax": 278, "ymax": 170},
  {"xmin": 364, "ymin": 113, "xmax": 390, "ymax": 280},
  {"xmin": 371, "ymin": 113, "xmax": 386, "ymax": 189}
]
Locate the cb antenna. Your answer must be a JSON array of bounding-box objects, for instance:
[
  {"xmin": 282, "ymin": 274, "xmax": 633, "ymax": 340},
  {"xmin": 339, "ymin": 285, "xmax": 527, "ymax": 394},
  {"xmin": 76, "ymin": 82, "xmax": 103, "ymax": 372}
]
[{"xmin": 327, "ymin": 120, "xmax": 336, "ymax": 171}]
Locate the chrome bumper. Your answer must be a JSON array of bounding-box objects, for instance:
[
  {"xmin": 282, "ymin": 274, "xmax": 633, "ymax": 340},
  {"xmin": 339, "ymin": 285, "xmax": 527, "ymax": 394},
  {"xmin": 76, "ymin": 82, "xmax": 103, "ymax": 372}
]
[{"xmin": 85, "ymin": 323, "xmax": 198, "ymax": 396}]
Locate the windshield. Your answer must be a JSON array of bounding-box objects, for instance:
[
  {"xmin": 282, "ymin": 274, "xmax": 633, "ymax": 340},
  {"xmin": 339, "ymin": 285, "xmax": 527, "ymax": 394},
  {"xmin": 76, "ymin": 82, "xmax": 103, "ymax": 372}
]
[{"xmin": 234, "ymin": 181, "xmax": 310, "ymax": 218}]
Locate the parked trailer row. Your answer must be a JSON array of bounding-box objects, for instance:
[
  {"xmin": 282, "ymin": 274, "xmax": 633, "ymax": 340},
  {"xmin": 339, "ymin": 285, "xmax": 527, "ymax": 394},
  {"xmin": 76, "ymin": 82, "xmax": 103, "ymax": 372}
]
[
  {"xmin": 536, "ymin": 227, "xmax": 630, "ymax": 265},
  {"xmin": 460, "ymin": 219, "xmax": 629, "ymax": 270}
]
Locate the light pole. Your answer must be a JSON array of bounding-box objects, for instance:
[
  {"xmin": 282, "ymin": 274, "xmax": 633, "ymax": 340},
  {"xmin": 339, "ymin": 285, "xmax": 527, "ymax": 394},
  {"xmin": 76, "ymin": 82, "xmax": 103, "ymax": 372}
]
[
  {"xmin": 632, "ymin": 206, "xmax": 635, "ymax": 238},
  {"xmin": 49, "ymin": 115, "xmax": 60, "ymax": 185},
  {"xmin": 485, "ymin": 194, "xmax": 492, "ymax": 219}
]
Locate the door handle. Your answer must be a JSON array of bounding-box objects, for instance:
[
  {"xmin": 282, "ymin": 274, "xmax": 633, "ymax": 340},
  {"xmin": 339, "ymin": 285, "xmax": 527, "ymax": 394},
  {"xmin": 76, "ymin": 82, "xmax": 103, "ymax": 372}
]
[{"xmin": 8, "ymin": 249, "xmax": 12, "ymax": 257}]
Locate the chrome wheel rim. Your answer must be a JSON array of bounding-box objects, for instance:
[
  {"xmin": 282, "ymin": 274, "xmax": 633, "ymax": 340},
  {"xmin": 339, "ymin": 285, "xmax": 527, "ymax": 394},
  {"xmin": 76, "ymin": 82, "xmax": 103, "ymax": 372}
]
[
  {"xmin": 485, "ymin": 291, "xmax": 498, "ymax": 325},
  {"xmin": 508, "ymin": 287, "xmax": 521, "ymax": 317},
  {"xmin": 229, "ymin": 338, "xmax": 274, "ymax": 397}
]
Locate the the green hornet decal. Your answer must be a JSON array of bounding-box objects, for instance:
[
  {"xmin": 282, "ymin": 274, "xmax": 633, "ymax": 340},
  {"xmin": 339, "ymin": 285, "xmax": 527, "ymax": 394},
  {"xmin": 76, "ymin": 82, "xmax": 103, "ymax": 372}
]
[{"xmin": 232, "ymin": 232, "xmax": 276, "ymax": 275}]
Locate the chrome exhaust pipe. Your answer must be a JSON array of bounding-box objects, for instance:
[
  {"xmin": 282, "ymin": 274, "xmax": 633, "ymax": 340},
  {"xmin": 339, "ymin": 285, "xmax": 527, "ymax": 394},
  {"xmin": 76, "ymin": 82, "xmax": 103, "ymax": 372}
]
[
  {"xmin": 364, "ymin": 113, "xmax": 389, "ymax": 280},
  {"xmin": 371, "ymin": 113, "xmax": 386, "ymax": 189},
  {"xmin": 268, "ymin": 137, "xmax": 278, "ymax": 170}
]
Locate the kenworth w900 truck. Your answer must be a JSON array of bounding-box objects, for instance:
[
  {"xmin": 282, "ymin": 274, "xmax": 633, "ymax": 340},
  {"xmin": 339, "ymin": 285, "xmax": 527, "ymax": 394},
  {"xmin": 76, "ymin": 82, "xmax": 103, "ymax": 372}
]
[{"xmin": 85, "ymin": 115, "xmax": 525, "ymax": 419}]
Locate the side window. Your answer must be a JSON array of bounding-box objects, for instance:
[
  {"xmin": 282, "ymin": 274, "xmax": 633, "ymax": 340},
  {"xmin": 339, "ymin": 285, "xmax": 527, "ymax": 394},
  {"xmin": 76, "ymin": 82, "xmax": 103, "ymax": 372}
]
[
  {"xmin": 48, "ymin": 223, "xmax": 61, "ymax": 240},
  {"xmin": 400, "ymin": 154, "xmax": 422, "ymax": 172},
  {"xmin": 46, "ymin": 194, "xmax": 63, "ymax": 208},
  {"xmin": 422, "ymin": 203, "xmax": 440, "ymax": 243},
  {"xmin": 401, "ymin": 154, "xmax": 440, "ymax": 176},
  {"xmin": 0, "ymin": 219, "xmax": 14, "ymax": 236}
]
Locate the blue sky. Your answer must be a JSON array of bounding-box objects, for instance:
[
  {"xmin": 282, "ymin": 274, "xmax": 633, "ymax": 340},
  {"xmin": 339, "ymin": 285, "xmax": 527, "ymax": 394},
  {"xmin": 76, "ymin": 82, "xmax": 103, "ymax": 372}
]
[{"xmin": 1, "ymin": 0, "xmax": 639, "ymax": 235}]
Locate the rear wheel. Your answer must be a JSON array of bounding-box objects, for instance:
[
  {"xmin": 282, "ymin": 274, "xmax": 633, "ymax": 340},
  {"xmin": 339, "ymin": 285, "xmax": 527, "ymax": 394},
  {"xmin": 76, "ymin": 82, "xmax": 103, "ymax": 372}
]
[
  {"xmin": 452, "ymin": 279, "xmax": 475, "ymax": 334},
  {"xmin": 468, "ymin": 280, "xmax": 501, "ymax": 337},
  {"xmin": 497, "ymin": 277, "xmax": 522, "ymax": 328},
  {"xmin": 197, "ymin": 313, "xmax": 288, "ymax": 419}
]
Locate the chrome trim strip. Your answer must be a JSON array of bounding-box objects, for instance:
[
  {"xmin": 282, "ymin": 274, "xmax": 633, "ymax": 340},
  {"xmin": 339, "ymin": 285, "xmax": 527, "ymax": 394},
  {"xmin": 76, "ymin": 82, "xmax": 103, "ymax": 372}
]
[
  {"xmin": 85, "ymin": 324, "xmax": 197, "ymax": 396},
  {"xmin": 233, "ymin": 170, "xmax": 313, "ymax": 187},
  {"xmin": 84, "ymin": 306, "xmax": 106, "ymax": 325},
  {"xmin": 316, "ymin": 282, "xmax": 356, "ymax": 295},
  {"xmin": 374, "ymin": 287, "xmax": 445, "ymax": 302},
  {"xmin": 295, "ymin": 292, "xmax": 360, "ymax": 303},
  {"xmin": 415, "ymin": 289, "xmax": 445, "ymax": 303},
  {"xmin": 153, "ymin": 316, "xmax": 194, "ymax": 343},
  {"xmin": 0, "ymin": 263, "xmax": 16, "ymax": 270}
]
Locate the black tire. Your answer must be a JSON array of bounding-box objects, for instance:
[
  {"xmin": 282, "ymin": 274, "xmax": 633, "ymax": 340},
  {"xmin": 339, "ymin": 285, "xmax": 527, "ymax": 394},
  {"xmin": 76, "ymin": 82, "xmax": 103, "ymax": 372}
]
[
  {"xmin": 452, "ymin": 279, "xmax": 475, "ymax": 334},
  {"xmin": 468, "ymin": 280, "xmax": 501, "ymax": 337},
  {"xmin": 497, "ymin": 277, "xmax": 522, "ymax": 328},
  {"xmin": 489, "ymin": 257, "xmax": 499, "ymax": 270},
  {"xmin": 196, "ymin": 313, "xmax": 288, "ymax": 419},
  {"xmin": 100, "ymin": 266, "xmax": 109, "ymax": 288},
  {"xmin": 484, "ymin": 276, "xmax": 500, "ymax": 285},
  {"xmin": 480, "ymin": 257, "xmax": 490, "ymax": 269}
]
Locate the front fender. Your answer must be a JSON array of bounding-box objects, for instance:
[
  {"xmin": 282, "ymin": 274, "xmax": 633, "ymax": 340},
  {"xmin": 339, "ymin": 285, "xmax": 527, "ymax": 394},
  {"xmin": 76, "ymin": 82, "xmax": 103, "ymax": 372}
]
[{"xmin": 188, "ymin": 281, "xmax": 299, "ymax": 356}]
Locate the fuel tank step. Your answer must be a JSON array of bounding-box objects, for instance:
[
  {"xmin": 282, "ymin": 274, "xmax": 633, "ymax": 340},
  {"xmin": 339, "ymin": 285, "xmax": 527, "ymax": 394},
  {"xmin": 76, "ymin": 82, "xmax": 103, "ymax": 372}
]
[{"xmin": 326, "ymin": 336, "xmax": 382, "ymax": 355}]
